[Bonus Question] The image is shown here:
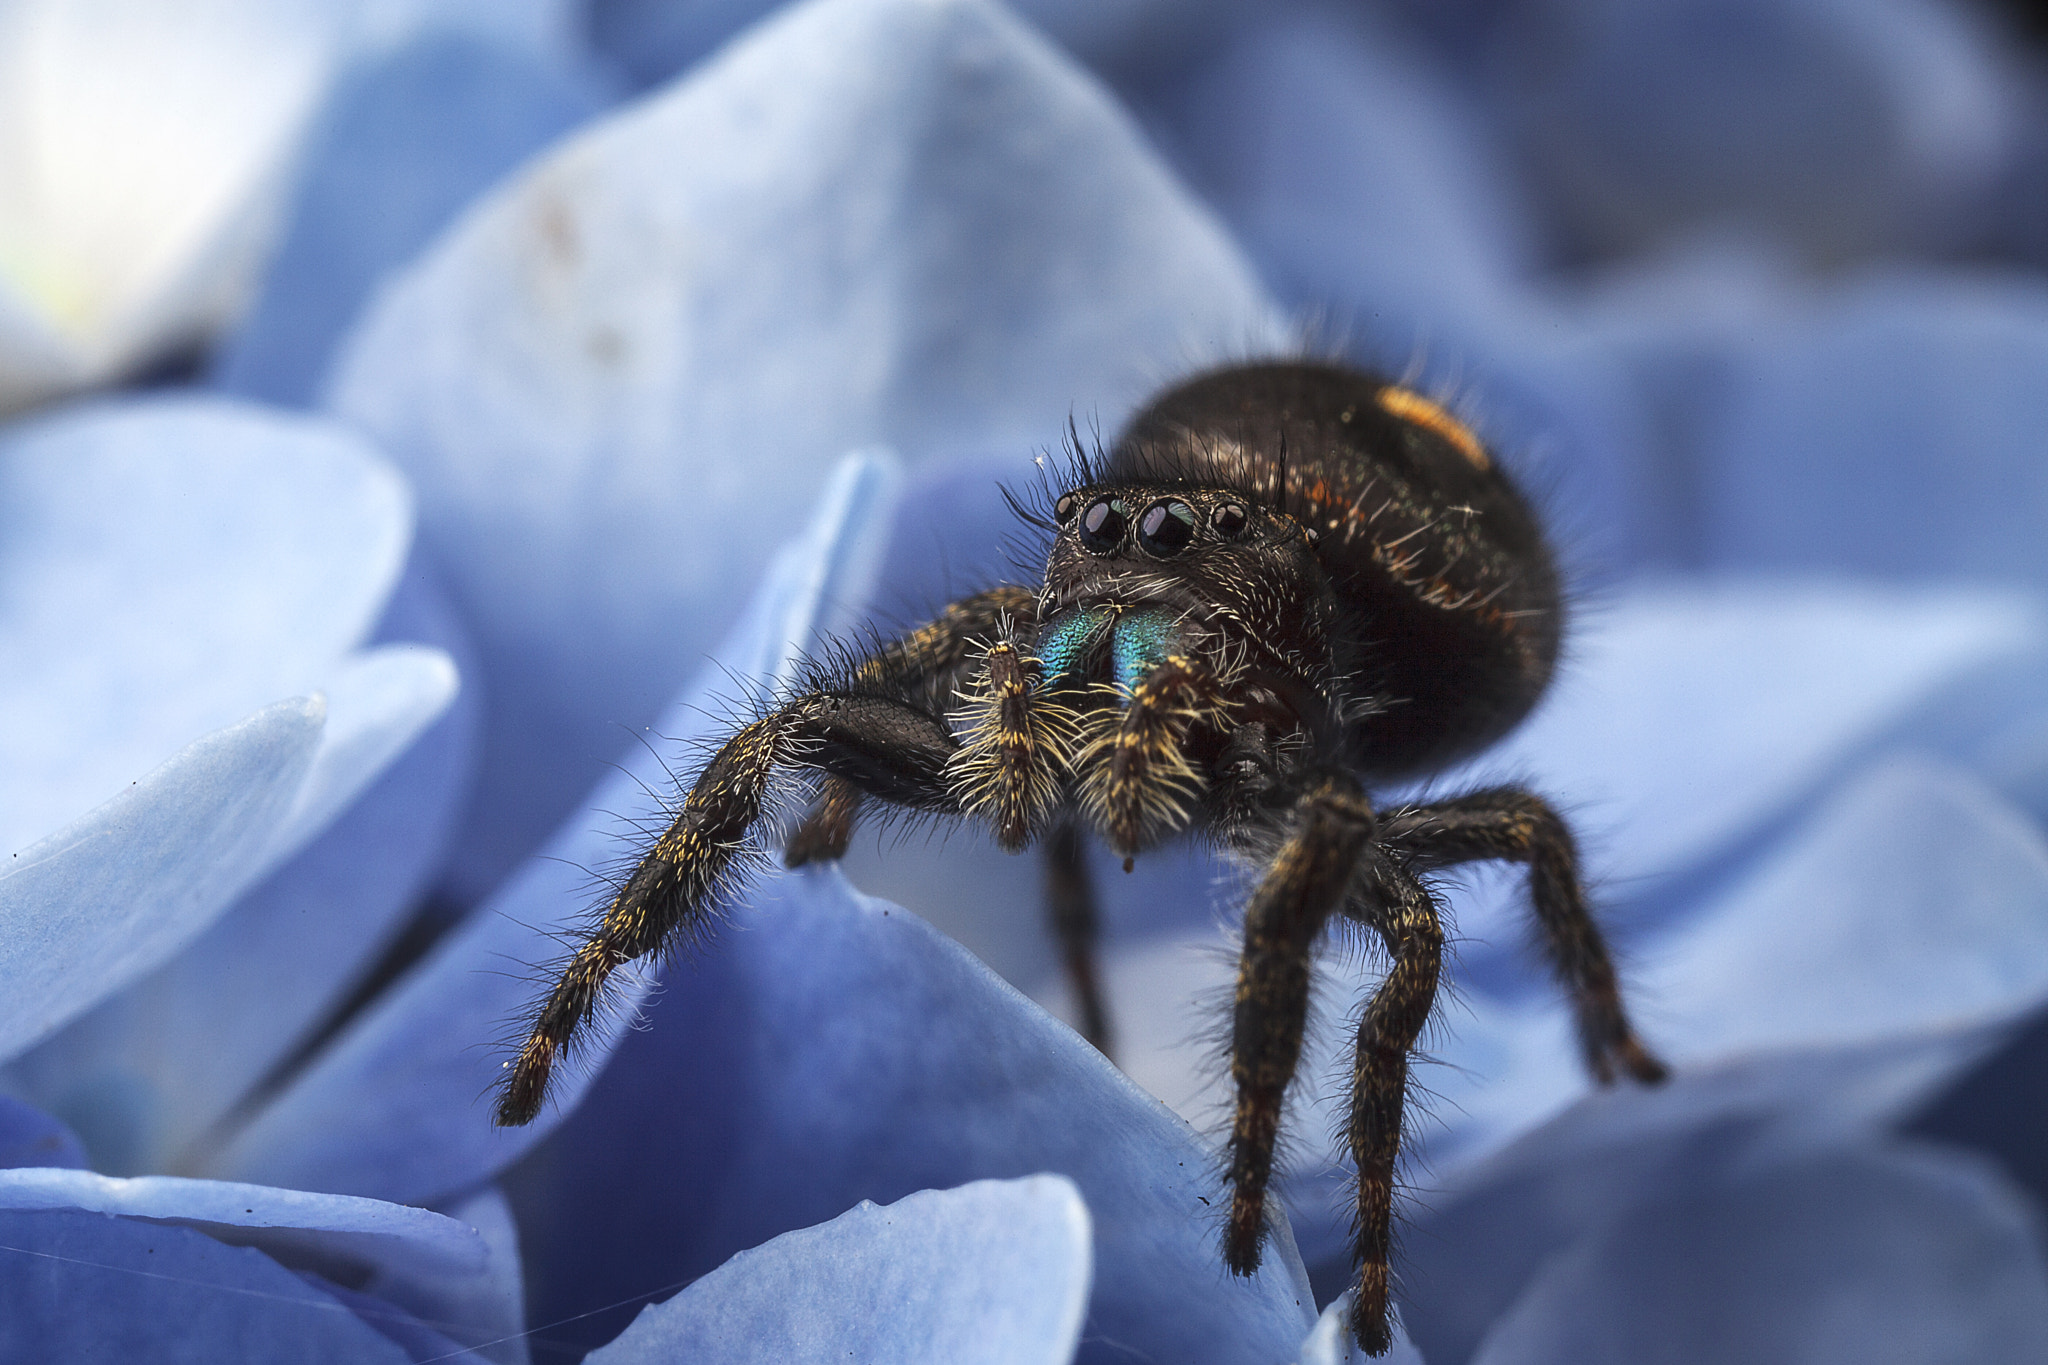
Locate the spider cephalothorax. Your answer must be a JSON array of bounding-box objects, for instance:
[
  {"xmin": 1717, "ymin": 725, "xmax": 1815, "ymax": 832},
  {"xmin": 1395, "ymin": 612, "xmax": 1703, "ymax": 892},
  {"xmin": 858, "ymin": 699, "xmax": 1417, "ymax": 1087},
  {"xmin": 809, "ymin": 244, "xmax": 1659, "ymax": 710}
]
[{"xmin": 495, "ymin": 360, "xmax": 1667, "ymax": 1355}]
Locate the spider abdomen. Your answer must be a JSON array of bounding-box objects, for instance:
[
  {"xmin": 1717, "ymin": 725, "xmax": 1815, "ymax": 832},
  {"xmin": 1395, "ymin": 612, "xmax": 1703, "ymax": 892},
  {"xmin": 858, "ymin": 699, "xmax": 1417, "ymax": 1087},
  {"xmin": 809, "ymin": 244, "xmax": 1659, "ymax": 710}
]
[{"xmin": 1108, "ymin": 362, "xmax": 1561, "ymax": 777}]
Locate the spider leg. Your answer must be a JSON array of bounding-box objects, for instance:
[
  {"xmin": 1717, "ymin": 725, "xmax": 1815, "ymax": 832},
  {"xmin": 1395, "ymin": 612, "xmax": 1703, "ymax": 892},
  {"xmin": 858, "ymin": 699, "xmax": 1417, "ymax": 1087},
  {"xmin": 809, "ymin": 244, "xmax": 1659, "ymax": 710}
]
[
  {"xmin": 495, "ymin": 691, "xmax": 961, "ymax": 1126},
  {"xmin": 1340, "ymin": 855, "xmax": 1444, "ymax": 1357},
  {"xmin": 1086, "ymin": 651, "xmax": 1235, "ymax": 856},
  {"xmin": 1380, "ymin": 787, "xmax": 1668, "ymax": 1085},
  {"xmin": 1044, "ymin": 819, "xmax": 1111, "ymax": 1053},
  {"xmin": 785, "ymin": 585, "xmax": 1039, "ymax": 866},
  {"xmin": 1224, "ymin": 770, "xmax": 1377, "ymax": 1277},
  {"xmin": 784, "ymin": 776, "xmax": 863, "ymax": 867},
  {"xmin": 948, "ymin": 637, "xmax": 1078, "ymax": 851}
]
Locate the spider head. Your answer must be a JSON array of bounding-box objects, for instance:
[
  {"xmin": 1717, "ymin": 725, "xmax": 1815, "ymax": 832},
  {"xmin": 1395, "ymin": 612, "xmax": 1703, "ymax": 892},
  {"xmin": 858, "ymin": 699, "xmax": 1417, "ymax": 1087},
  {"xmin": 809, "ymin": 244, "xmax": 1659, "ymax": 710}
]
[{"xmin": 1039, "ymin": 481, "xmax": 1327, "ymax": 649}]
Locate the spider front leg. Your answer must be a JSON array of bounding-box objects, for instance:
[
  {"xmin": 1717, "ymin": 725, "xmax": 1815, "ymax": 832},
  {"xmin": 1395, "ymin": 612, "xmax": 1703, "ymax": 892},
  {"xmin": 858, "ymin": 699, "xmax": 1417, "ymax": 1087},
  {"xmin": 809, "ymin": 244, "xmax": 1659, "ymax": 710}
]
[
  {"xmin": 1044, "ymin": 818, "xmax": 1111, "ymax": 1052},
  {"xmin": 1380, "ymin": 787, "xmax": 1668, "ymax": 1085},
  {"xmin": 1224, "ymin": 770, "xmax": 1377, "ymax": 1276},
  {"xmin": 495, "ymin": 691, "xmax": 961, "ymax": 1126},
  {"xmin": 785, "ymin": 586, "xmax": 1039, "ymax": 867},
  {"xmin": 1084, "ymin": 642, "xmax": 1236, "ymax": 856},
  {"xmin": 1341, "ymin": 855, "xmax": 1445, "ymax": 1357}
]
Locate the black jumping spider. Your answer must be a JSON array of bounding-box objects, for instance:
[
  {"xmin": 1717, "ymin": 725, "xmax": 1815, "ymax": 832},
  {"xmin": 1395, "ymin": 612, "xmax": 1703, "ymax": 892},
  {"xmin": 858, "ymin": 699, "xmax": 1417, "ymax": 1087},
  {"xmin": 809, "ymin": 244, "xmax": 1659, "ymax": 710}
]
[{"xmin": 496, "ymin": 360, "xmax": 1667, "ymax": 1355}]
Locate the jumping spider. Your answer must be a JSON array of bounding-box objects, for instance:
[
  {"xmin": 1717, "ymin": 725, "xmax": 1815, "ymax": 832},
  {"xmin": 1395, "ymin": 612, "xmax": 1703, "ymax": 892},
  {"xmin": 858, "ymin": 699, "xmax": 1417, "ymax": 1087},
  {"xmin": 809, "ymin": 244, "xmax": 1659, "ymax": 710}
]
[{"xmin": 496, "ymin": 360, "xmax": 1668, "ymax": 1355}]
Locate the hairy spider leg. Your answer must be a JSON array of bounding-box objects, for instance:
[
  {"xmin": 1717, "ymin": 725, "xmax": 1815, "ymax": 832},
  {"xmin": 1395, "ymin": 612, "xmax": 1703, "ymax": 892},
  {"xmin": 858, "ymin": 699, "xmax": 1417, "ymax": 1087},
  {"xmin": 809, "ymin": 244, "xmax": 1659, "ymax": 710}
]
[
  {"xmin": 1223, "ymin": 771, "xmax": 1378, "ymax": 1276},
  {"xmin": 1076, "ymin": 607, "xmax": 1235, "ymax": 856},
  {"xmin": 1044, "ymin": 819, "xmax": 1112, "ymax": 1053},
  {"xmin": 496, "ymin": 691, "xmax": 961, "ymax": 1127},
  {"xmin": 1380, "ymin": 788, "xmax": 1669, "ymax": 1085},
  {"xmin": 1341, "ymin": 855, "xmax": 1445, "ymax": 1356},
  {"xmin": 786, "ymin": 586, "xmax": 1040, "ymax": 866}
]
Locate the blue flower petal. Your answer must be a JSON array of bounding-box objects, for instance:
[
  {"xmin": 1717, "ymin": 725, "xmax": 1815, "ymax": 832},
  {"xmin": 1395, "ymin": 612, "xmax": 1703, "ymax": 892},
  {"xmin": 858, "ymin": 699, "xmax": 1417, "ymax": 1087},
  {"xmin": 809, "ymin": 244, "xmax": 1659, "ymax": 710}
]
[
  {"xmin": 1700, "ymin": 272, "xmax": 2048, "ymax": 583},
  {"xmin": 0, "ymin": 1097, "xmax": 87, "ymax": 1172},
  {"xmin": 0, "ymin": 396, "xmax": 410, "ymax": 856},
  {"xmin": 1479, "ymin": 0, "xmax": 2015, "ymax": 262},
  {"xmin": 588, "ymin": 1176, "xmax": 1090, "ymax": 1365},
  {"xmin": 1450, "ymin": 580, "xmax": 2045, "ymax": 893},
  {"xmin": 1641, "ymin": 755, "xmax": 2048, "ymax": 1057},
  {"xmin": 203, "ymin": 453, "xmax": 898, "ymax": 1201},
  {"xmin": 0, "ymin": 699, "xmax": 325, "ymax": 1063},
  {"xmin": 324, "ymin": 0, "xmax": 1283, "ymax": 901},
  {"xmin": 0, "ymin": 1209, "xmax": 416, "ymax": 1363},
  {"xmin": 509, "ymin": 868, "xmax": 1315, "ymax": 1364},
  {"xmin": 1397, "ymin": 1032, "xmax": 2013, "ymax": 1365},
  {"xmin": 1465, "ymin": 1143, "xmax": 2048, "ymax": 1365},
  {"xmin": 1408, "ymin": 754, "xmax": 2048, "ymax": 1170},
  {"xmin": 0, "ymin": 1165, "xmax": 530, "ymax": 1359},
  {"xmin": 0, "ymin": 1166, "xmax": 485, "ymax": 1288},
  {"xmin": 1299, "ymin": 1296, "xmax": 1425, "ymax": 1365},
  {"xmin": 214, "ymin": 29, "xmax": 613, "ymax": 407},
  {"xmin": 1161, "ymin": 6, "xmax": 1535, "ymax": 328}
]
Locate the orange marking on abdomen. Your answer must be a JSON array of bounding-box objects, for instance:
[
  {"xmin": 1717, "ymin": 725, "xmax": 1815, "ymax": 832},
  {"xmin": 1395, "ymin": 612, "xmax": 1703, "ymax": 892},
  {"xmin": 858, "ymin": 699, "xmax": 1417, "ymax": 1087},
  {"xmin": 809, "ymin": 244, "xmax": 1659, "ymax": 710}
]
[{"xmin": 1376, "ymin": 386, "xmax": 1490, "ymax": 470}]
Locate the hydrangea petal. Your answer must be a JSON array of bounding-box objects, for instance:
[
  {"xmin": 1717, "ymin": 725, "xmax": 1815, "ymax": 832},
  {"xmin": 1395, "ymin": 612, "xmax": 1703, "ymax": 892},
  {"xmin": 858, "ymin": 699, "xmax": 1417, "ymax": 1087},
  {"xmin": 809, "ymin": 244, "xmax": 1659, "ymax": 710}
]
[
  {"xmin": 0, "ymin": 0, "xmax": 352, "ymax": 409},
  {"xmin": 1395, "ymin": 1032, "xmax": 2009, "ymax": 1365},
  {"xmin": 204, "ymin": 453, "xmax": 897, "ymax": 1201},
  {"xmin": 213, "ymin": 29, "xmax": 612, "ymax": 407},
  {"xmin": 588, "ymin": 1177, "xmax": 1090, "ymax": 1365},
  {"xmin": 1480, "ymin": 0, "xmax": 2014, "ymax": 263},
  {"xmin": 0, "ymin": 395, "xmax": 412, "ymax": 856},
  {"xmin": 510, "ymin": 867, "xmax": 1315, "ymax": 1363},
  {"xmin": 1446, "ymin": 580, "xmax": 2044, "ymax": 894},
  {"xmin": 2, "ymin": 641, "xmax": 460, "ymax": 1172},
  {"xmin": 1643, "ymin": 755, "xmax": 2048, "ymax": 1057},
  {"xmin": 325, "ymin": 0, "xmax": 1283, "ymax": 900},
  {"xmin": 0, "ymin": 1167, "xmax": 485, "ymax": 1287},
  {"xmin": 0, "ymin": 1164, "xmax": 530, "ymax": 1358},
  {"xmin": 427, "ymin": 1186, "xmax": 531, "ymax": 1365},
  {"xmin": 0, "ymin": 1209, "xmax": 415, "ymax": 1363},
  {"xmin": 0, "ymin": 1096, "xmax": 87, "ymax": 1172},
  {"xmin": 0, "ymin": 698, "xmax": 324, "ymax": 1063},
  {"xmin": 1700, "ymin": 272, "xmax": 2048, "ymax": 584},
  {"xmin": 1467, "ymin": 1143, "xmax": 2048, "ymax": 1365},
  {"xmin": 1299, "ymin": 1296, "xmax": 1426, "ymax": 1365}
]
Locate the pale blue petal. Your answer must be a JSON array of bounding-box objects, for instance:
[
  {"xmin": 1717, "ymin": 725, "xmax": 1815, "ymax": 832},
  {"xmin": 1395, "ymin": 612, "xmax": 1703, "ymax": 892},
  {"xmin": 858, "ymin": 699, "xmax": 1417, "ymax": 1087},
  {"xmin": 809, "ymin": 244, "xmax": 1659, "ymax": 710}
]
[
  {"xmin": 0, "ymin": 1210, "xmax": 414, "ymax": 1364},
  {"xmin": 6, "ymin": 568, "xmax": 474, "ymax": 1175},
  {"xmin": 0, "ymin": 1097, "xmax": 87, "ymax": 1172},
  {"xmin": 1480, "ymin": 0, "xmax": 2015, "ymax": 262},
  {"xmin": 509, "ymin": 868, "xmax": 1315, "ymax": 1364},
  {"xmin": 0, "ymin": 1167, "xmax": 485, "ymax": 1288},
  {"xmin": 0, "ymin": 699, "xmax": 325, "ymax": 1063},
  {"xmin": 1271, "ymin": 754, "xmax": 2048, "ymax": 1270},
  {"xmin": 1300, "ymin": 1297, "xmax": 1426, "ymax": 1365},
  {"xmin": 204, "ymin": 454, "xmax": 898, "ymax": 1200},
  {"xmin": 1700, "ymin": 272, "xmax": 2048, "ymax": 584},
  {"xmin": 1396, "ymin": 1033, "xmax": 2011, "ymax": 1365},
  {"xmin": 325, "ymin": 0, "xmax": 1283, "ymax": 901},
  {"xmin": 1418, "ymin": 753, "xmax": 2048, "ymax": 1169},
  {"xmin": 0, "ymin": 1166, "xmax": 536, "ymax": 1359},
  {"xmin": 1446, "ymin": 580, "xmax": 2045, "ymax": 894},
  {"xmin": 0, "ymin": 396, "xmax": 410, "ymax": 856},
  {"xmin": 1466, "ymin": 1144, "xmax": 2048, "ymax": 1365},
  {"xmin": 1161, "ymin": 6, "xmax": 1534, "ymax": 327},
  {"xmin": 213, "ymin": 29, "xmax": 611, "ymax": 407},
  {"xmin": 589, "ymin": 1177, "xmax": 1090, "ymax": 1365},
  {"xmin": 427, "ymin": 1187, "xmax": 530, "ymax": 1365},
  {"xmin": 1642, "ymin": 755, "xmax": 2048, "ymax": 1058}
]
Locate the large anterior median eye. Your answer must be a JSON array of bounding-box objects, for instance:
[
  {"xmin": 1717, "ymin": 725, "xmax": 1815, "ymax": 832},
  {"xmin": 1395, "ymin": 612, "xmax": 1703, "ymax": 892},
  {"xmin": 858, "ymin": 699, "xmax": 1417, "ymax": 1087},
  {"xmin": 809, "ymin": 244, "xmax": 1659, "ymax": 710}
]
[
  {"xmin": 1136, "ymin": 499, "xmax": 1196, "ymax": 557},
  {"xmin": 1078, "ymin": 496, "xmax": 1128, "ymax": 552}
]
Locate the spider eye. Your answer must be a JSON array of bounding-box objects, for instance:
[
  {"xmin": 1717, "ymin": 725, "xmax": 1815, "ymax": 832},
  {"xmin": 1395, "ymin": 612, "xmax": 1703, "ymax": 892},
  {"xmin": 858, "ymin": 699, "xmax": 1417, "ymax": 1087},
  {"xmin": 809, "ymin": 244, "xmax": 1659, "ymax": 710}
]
[
  {"xmin": 1053, "ymin": 492, "xmax": 1080, "ymax": 525},
  {"xmin": 1136, "ymin": 499, "xmax": 1196, "ymax": 557},
  {"xmin": 1078, "ymin": 496, "xmax": 1128, "ymax": 552},
  {"xmin": 1212, "ymin": 502, "xmax": 1249, "ymax": 539}
]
